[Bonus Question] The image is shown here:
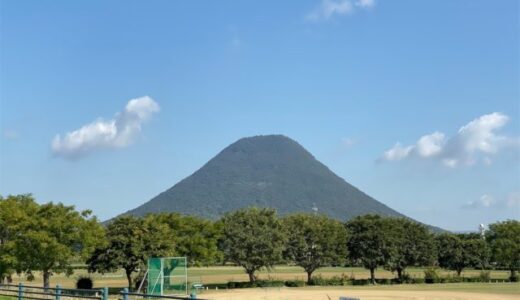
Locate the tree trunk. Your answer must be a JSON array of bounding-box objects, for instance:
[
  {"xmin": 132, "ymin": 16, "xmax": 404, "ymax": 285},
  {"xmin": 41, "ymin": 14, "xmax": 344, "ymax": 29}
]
[
  {"xmin": 456, "ymin": 268, "xmax": 462, "ymax": 277},
  {"xmin": 43, "ymin": 270, "xmax": 51, "ymax": 290},
  {"xmin": 397, "ymin": 268, "xmax": 403, "ymax": 281},
  {"xmin": 511, "ymin": 269, "xmax": 517, "ymax": 281},
  {"xmin": 126, "ymin": 269, "xmax": 133, "ymax": 290},
  {"xmin": 247, "ymin": 270, "xmax": 256, "ymax": 283},
  {"xmin": 370, "ymin": 268, "xmax": 376, "ymax": 285},
  {"xmin": 306, "ymin": 271, "xmax": 313, "ymax": 284}
]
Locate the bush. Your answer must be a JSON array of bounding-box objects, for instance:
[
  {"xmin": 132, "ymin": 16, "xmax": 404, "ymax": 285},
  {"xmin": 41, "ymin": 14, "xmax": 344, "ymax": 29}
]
[
  {"xmin": 76, "ymin": 276, "xmax": 94, "ymax": 289},
  {"xmin": 479, "ymin": 271, "xmax": 491, "ymax": 282},
  {"xmin": 284, "ymin": 280, "xmax": 305, "ymax": 287},
  {"xmin": 412, "ymin": 277, "xmax": 425, "ymax": 284},
  {"xmin": 351, "ymin": 279, "xmax": 370, "ymax": 285},
  {"xmin": 309, "ymin": 274, "xmax": 350, "ymax": 286},
  {"xmin": 424, "ymin": 268, "xmax": 440, "ymax": 284}
]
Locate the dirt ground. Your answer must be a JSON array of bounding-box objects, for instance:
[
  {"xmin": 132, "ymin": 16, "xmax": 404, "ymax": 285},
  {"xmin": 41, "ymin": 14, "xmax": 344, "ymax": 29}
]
[{"xmin": 198, "ymin": 286, "xmax": 520, "ymax": 300}]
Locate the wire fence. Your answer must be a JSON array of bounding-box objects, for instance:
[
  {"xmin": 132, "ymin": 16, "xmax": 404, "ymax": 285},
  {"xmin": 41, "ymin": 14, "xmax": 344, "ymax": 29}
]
[
  {"xmin": 0, "ymin": 284, "xmax": 105, "ymax": 300},
  {"xmin": 0, "ymin": 284, "xmax": 206, "ymax": 300}
]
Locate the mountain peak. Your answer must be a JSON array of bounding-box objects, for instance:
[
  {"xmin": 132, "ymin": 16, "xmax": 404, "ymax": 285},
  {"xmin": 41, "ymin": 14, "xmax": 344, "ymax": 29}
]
[{"xmin": 124, "ymin": 135, "xmax": 406, "ymax": 222}]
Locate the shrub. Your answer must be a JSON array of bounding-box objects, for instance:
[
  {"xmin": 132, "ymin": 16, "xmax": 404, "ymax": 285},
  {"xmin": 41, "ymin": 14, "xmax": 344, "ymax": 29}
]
[
  {"xmin": 76, "ymin": 276, "xmax": 94, "ymax": 289},
  {"xmin": 413, "ymin": 277, "xmax": 425, "ymax": 284},
  {"xmin": 351, "ymin": 279, "xmax": 370, "ymax": 285},
  {"xmin": 424, "ymin": 268, "xmax": 440, "ymax": 284},
  {"xmin": 309, "ymin": 274, "xmax": 350, "ymax": 286},
  {"xmin": 479, "ymin": 271, "xmax": 491, "ymax": 282},
  {"xmin": 284, "ymin": 280, "xmax": 305, "ymax": 287}
]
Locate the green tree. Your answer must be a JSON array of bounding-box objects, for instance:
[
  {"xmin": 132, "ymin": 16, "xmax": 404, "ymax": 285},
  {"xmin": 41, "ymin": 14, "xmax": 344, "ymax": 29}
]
[
  {"xmin": 10, "ymin": 200, "xmax": 104, "ymax": 288},
  {"xmin": 384, "ymin": 218, "xmax": 436, "ymax": 281},
  {"xmin": 87, "ymin": 215, "xmax": 174, "ymax": 289},
  {"xmin": 486, "ymin": 220, "xmax": 520, "ymax": 281},
  {"xmin": 459, "ymin": 233, "xmax": 490, "ymax": 270},
  {"xmin": 283, "ymin": 214, "xmax": 348, "ymax": 284},
  {"xmin": 153, "ymin": 213, "xmax": 223, "ymax": 266},
  {"xmin": 346, "ymin": 215, "xmax": 393, "ymax": 284},
  {"xmin": 218, "ymin": 207, "xmax": 286, "ymax": 283},
  {"xmin": 0, "ymin": 195, "xmax": 39, "ymax": 283}
]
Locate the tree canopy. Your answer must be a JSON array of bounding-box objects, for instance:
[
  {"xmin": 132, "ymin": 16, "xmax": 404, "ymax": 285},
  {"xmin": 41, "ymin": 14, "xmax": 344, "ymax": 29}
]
[
  {"xmin": 346, "ymin": 215, "xmax": 394, "ymax": 284},
  {"xmin": 219, "ymin": 207, "xmax": 286, "ymax": 282},
  {"xmin": 0, "ymin": 195, "xmax": 104, "ymax": 288},
  {"xmin": 87, "ymin": 215, "xmax": 174, "ymax": 289},
  {"xmin": 486, "ymin": 220, "xmax": 520, "ymax": 281},
  {"xmin": 283, "ymin": 213, "xmax": 348, "ymax": 283},
  {"xmin": 384, "ymin": 218, "xmax": 436, "ymax": 281},
  {"xmin": 152, "ymin": 213, "xmax": 222, "ymax": 266}
]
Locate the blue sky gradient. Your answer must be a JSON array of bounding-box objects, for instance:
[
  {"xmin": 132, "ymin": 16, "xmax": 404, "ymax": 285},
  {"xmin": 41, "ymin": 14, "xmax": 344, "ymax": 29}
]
[{"xmin": 1, "ymin": 0, "xmax": 518, "ymax": 230}]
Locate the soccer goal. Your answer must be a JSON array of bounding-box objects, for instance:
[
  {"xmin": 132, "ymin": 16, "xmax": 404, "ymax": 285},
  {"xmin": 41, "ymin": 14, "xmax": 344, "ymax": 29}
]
[{"xmin": 146, "ymin": 257, "xmax": 188, "ymax": 296}]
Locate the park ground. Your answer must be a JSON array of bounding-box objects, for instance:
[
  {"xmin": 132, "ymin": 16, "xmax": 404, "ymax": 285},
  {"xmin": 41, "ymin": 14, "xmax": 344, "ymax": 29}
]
[
  {"xmin": 198, "ymin": 283, "xmax": 520, "ymax": 300},
  {"xmin": 4, "ymin": 266, "xmax": 519, "ymax": 299}
]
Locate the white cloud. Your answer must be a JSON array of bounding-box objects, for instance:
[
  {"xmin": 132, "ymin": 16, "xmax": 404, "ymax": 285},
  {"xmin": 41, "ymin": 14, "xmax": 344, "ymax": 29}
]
[
  {"xmin": 462, "ymin": 194, "xmax": 496, "ymax": 209},
  {"xmin": 306, "ymin": 0, "xmax": 375, "ymax": 21},
  {"xmin": 52, "ymin": 96, "xmax": 159, "ymax": 159},
  {"xmin": 382, "ymin": 143, "xmax": 413, "ymax": 161},
  {"xmin": 355, "ymin": 0, "xmax": 375, "ymax": 8},
  {"xmin": 462, "ymin": 193, "xmax": 520, "ymax": 210},
  {"xmin": 381, "ymin": 112, "xmax": 518, "ymax": 167}
]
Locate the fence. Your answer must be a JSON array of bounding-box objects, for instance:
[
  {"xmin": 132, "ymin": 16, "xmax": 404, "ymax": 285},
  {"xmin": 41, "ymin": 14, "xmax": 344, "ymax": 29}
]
[
  {"xmin": 0, "ymin": 284, "xmax": 106, "ymax": 300},
  {"xmin": 0, "ymin": 284, "xmax": 206, "ymax": 300}
]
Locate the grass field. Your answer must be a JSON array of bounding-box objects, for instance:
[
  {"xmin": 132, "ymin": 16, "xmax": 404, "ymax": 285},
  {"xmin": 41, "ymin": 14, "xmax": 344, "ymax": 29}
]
[{"xmin": 7, "ymin": 266, "xmax": 513, "ymax": 288}]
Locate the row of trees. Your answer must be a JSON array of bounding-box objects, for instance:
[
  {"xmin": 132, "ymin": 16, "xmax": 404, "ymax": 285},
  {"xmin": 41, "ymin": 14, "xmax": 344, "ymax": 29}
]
[{"xmin": 1, "ymin": 194, "xmax": 519, "ymax": 289}]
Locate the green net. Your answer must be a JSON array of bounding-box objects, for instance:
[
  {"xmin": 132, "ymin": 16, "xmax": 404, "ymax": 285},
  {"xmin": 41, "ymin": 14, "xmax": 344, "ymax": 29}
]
[{"xmin": 147, "ymin": 257, "xmax": 187, "ymax": 295}]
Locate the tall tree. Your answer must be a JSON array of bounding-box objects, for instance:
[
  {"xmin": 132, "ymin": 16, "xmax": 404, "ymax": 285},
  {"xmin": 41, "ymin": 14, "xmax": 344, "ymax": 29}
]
[
  {"xmin": 459, "ymin": 233, "xmax": 490, "ymax": 270},
  {"xmin": 384, "ymin": 218, "xmax": 436, "ymax": 281},
  {"xmin": 486, "ymin": 220, "xmax": 520, "ymax": 281},
  {"xmin": 153, "ymin": 213, "xmax": 223, "ymax": 266},
  {"xmin": 11, "ymin": 200, "xmax": 104, "ymax": 288},
  {"xmin": 346, "ymin": 215, "xmax": 393, "ymax": 284},
  {"xmin": 0, "ymin": 195, "xmax": 39, "ymax": 283},
  {"xmin": 218, "ymin": 207, "xmax": 286, "ymax": 283},
  {"xmin": 283, "ymin": 214, "xmax": 348, "ymax": 284},
  {"xmin": 87, "ymin": 215, "xmax": 174, "ymax": 289}
]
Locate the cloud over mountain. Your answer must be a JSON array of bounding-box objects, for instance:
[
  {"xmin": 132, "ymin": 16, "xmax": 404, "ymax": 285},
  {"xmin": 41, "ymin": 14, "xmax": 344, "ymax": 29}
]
[
  {"xmin": 381, "ymin": 112, "xmax": 518, "ymax": 168},
  {"xmin": 52, "ymin": 96, "xmax": 159, "ymax": 159}
]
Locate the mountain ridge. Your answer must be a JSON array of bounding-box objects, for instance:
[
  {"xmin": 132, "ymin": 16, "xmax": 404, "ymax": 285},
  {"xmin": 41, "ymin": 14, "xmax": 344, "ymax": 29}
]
[{"xmin": 122, "ymin": 135, "xmax": 442, "ymax": 231}]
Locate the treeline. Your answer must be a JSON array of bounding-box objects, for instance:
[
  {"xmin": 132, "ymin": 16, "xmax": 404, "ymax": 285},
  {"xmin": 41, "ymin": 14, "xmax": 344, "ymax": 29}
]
[{"xmin": 0, "ymin": 194, "xmax": 519, "ymax": 289}]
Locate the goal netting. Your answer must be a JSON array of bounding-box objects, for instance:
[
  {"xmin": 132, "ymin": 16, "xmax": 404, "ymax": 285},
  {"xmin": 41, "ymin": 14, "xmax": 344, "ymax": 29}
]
[{"xmin": 147, "ymin": 257, "xmax": 188, "ymax": 295}]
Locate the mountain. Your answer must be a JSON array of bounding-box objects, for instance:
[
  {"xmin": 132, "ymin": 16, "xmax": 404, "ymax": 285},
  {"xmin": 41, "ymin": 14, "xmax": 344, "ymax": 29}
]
[{"xmin": 123, "ymin": 135, "xmax": 424, "ymax": 224}]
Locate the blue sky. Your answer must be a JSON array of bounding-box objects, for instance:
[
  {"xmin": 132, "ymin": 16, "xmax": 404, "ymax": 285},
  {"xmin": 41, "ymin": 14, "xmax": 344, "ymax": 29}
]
[{"xmin": 0, "ymin": 0, "xmax": 518, "ymax": 231}]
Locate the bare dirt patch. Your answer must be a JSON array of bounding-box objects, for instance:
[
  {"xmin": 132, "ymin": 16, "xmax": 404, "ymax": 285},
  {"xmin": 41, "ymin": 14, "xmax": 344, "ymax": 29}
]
[{"xmin": 199, "ymin": 286, "xmax": 519, "ymax": 300}]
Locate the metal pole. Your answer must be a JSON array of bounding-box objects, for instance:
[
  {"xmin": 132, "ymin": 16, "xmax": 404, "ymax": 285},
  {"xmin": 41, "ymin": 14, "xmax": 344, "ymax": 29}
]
[
  {"xmin": 18, "ymin": 283, "xmax": 24, "ymax": 300},
  {"xmin": 122, "ymin": 288, "xmax": 129, "ymax": 300},
  {"xmin": 101, "ymin": 287, "xmax": 108, "ymax": 300},
  {"xmin": 55, "ymin": 285, "xmax": 61, "ymax": 300}
]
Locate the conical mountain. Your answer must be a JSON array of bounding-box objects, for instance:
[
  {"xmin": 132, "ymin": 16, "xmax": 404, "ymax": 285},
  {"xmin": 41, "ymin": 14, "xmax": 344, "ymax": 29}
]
[{"xmin": 124, "ymin": 135, "xmax": 408, "ymax": 221}]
